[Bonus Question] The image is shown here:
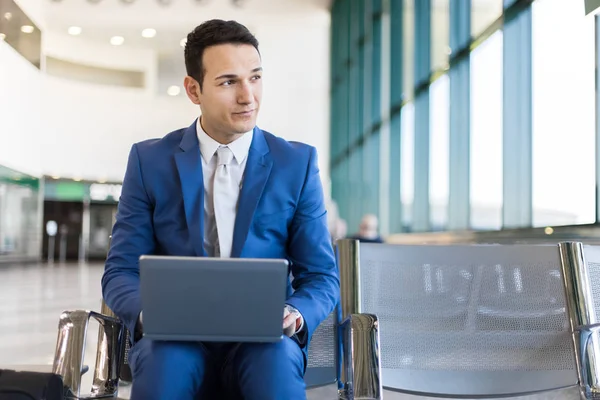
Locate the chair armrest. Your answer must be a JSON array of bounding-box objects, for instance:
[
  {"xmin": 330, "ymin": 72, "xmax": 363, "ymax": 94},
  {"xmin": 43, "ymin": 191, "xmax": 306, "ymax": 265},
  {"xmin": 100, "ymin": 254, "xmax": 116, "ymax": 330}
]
[{"xmin": 52, "ymin": 310, "xmax": 124, "ymax": 399}]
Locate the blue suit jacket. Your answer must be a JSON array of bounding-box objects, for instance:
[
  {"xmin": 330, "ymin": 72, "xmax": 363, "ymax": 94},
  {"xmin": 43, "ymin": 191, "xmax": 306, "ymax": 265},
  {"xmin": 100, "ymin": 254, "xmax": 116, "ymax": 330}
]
[{"xmin": 102, "ymin": 121, "xmax": 339, "ymax": 355}]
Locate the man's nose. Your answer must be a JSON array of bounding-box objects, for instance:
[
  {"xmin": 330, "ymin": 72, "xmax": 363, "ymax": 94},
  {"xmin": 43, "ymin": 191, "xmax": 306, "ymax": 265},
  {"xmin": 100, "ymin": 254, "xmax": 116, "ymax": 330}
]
[{"xmin": 237, "ymin": 82, "xmax": 253, "ymax": 105}]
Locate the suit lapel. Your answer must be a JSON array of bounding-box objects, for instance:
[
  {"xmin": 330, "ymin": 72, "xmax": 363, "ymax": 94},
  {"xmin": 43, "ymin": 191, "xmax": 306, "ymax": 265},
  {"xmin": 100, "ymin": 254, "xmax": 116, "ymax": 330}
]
[
  {"xmin": 175, "ymin": 121, "xmax": 206, "ymax": 257},
  {"xmin": 231, "ymin": 128, "xmax": 272, "ymax": 257}
]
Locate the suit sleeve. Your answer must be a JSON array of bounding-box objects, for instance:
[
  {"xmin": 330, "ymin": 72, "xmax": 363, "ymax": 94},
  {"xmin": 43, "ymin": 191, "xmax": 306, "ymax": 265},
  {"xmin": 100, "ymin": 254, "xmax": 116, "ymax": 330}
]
[
  {"xmin": 101, "ymin": 144, "xmax": 155, "ymax": 338},
  {"xmin": 284, "ymin": 147, "xmax": 340, "ymax": 347}
]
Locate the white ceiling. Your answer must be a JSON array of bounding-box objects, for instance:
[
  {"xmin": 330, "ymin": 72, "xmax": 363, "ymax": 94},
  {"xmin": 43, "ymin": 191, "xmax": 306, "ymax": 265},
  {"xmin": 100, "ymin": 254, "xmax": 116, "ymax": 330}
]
[
  {"xmin": 44, "ymin": 0, "xmax": 332, "ymax": 55},
  {"xmin": 42, "ymin": 0, "xmax": 332, "ymax": 94}
]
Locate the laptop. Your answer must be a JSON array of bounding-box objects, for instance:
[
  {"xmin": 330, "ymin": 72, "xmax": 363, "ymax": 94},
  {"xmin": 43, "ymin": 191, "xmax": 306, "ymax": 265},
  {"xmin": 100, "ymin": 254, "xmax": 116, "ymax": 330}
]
[{"xmin": 139, "ymin": 255, "xmax": 289, "ymax": 342}]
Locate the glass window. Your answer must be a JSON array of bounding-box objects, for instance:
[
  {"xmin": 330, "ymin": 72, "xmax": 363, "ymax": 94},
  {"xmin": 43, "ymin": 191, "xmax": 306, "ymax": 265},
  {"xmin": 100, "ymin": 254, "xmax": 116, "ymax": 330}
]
[
  {"xmin": 431, "ymin": 0, "xmax": 450, "ymax": 72},
  {"xmin": 471, "ymin": 0, "xmax": 503, "ymax": 38},
  {"xmin": 0, "ymin": 177, "xmax": 40, "ymax": 259},
  {"xmin": 403, "ymin": 0, "xmax": 415, "ymax": 100},
  {"xmin": 348, "ymin": 150, "xmax": 363, "ymax": 235},
  {"xmin": 532, "ymin": 0, "xmax": 596, "ymax": 226},
  {"xmin": 429, "ymin": 74, "xmax": 450, "ymax": 230},
  {"xmin": 470, "ymin": 31, "xmax": 503, "ymax": 230},
  {"xmin": 362, "ymin": 134, "xmax": 379, "ymax": 218},
  {"xmin": 401, "ymin": 102, "xmax": 415, "ymax": 231}
]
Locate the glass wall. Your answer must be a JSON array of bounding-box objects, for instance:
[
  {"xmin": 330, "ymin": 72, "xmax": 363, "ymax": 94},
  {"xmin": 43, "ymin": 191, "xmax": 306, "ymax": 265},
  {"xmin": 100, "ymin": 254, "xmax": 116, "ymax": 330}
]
[
  {"xmin": 329, "ymin": 0, "xmax": 600, "ymax": 236},
  {"xmin": 472, "ymin": 0, "xmax": 503, "ymax": 38},
  {"xmin": 403, "ymin": 0, "xmax": 414, "ymax": 100},
  {"xmin": 431, "ymin": 0, "xmax": 450, "ymax": 73},
  {"xmin": 401, "ymin": 103, "xmax": 415, "ymax": 231},
  {"xmin": 0, "ymin": 165, "xmax": 41, "ymax": 260},
  {"xmin": 470, "ymin": 31, "xmax": 503, "ymax": 230},
  {"xmin": 429, "ymin": 74, "xmax": 450, "ymax": 230},
  {"xmin": 531, "ymin": 0, "xmax": 596, "ymax": 226}
]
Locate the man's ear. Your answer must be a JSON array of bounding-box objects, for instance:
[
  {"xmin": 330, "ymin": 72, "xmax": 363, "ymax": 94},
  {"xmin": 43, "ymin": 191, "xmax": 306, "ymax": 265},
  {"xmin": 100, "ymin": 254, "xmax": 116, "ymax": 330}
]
[{"xmin": 184, "ymin": 76, "xmax": 201, "ymax": 105}]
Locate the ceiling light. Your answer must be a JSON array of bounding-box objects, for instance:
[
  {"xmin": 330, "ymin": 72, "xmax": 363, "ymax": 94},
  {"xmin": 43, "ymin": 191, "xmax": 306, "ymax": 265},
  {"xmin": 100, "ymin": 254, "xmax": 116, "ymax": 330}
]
[
  {"xmin": 110, "ymin": 36, "xmax": 124, "ymax": 46},
  {"xmin": 4, "ymin": 12, "xmax": 12, "ymax": 20},
  {"xmin": 51, "ymin": 175, "xmax": 60, "ymax": 180},
  {"xmin": 73, "ymin": 177, "xmax": 82, "ymax": 182},
  {"xmin": 142, "ymin": 28, "xmax": 156, "ymax": 38},
  {"xmin": 180, "ymin": 38, "xmax": 187, "ymax": 47},
  {"xmin": 21, "ymin": 25, "xmax": 35, "ymax": 34},
  {"xmin": 167, "ymin": 85, "xmax": 181, "ymax": 96},
  {"xmin": 68, "ymin": 26, "xmax": 82, "ymax": 36},
  {"xmin": 0, "ymin": 33, "xmax": 5, "ymax": 41}
]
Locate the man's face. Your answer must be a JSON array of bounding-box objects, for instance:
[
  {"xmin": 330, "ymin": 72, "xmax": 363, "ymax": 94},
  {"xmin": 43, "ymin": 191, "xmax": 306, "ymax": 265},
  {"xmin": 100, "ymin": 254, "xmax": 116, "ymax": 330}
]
[{"xmin": 186, "ymin": 43, "xmax": 262, "ymax": 141}]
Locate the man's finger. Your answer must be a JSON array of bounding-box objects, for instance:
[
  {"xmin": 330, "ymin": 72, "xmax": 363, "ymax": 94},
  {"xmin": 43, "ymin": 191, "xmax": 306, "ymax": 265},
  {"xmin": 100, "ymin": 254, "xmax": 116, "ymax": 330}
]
[{"xmin": 283, "ymin": 313, "xmax": 297, "ymax": 329}]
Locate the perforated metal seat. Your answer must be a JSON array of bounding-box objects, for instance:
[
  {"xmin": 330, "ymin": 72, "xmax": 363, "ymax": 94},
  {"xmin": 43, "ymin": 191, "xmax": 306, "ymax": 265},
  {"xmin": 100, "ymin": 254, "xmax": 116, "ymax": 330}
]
[{"xmin": 352, "ymin": 241, "xmax": 580, "ymax": 398}]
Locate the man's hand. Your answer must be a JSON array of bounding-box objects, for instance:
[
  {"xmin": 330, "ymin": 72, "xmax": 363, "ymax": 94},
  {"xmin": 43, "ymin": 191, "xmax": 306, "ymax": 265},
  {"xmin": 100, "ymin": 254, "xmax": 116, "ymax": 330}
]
[{"xmin": 283, "ymin": 305, "xmax": 303, "ymax": 337}]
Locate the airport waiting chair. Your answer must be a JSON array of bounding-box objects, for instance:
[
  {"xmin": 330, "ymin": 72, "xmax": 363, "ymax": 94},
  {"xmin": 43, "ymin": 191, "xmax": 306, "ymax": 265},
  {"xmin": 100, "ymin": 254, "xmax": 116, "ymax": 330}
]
[
  {"xmin": 51, "ymin": 237, "xmax": 379, "ymax": 399},
  {"xmin": 337, "ymin": 239, "xmax": 600, "ymax": 399},
  {"xmin": 52, "ymin": 299, "xmax": 338, "ymax": 399}
]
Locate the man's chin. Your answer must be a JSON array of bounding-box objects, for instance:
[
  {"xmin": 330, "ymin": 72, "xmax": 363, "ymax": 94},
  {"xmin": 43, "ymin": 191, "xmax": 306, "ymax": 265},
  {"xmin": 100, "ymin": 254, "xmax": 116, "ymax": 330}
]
[{"xmin": 231, "ymin": 122, "xmax": 256, "ymax": 134}]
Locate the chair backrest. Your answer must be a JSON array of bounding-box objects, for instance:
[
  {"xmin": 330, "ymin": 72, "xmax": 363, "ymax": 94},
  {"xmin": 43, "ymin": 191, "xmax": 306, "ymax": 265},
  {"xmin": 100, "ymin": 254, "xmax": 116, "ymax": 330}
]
[{"xmin": 357, "ymin": 242, "xmax": 578, "ymax": 398}]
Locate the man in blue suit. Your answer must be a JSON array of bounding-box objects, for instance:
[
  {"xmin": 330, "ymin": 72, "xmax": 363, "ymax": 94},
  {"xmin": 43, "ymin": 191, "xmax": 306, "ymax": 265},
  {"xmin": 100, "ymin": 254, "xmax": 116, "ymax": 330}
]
[{"xmin": 101, "ymin": 19, "xmax": 339, "ymax": 400}]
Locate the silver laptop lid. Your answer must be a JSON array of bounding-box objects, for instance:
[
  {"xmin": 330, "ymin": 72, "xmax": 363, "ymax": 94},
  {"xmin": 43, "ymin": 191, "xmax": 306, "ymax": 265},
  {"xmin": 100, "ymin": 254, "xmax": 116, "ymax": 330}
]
[{"xmin": 139, "ymin": 255, "xmax": 289, "ymax": 342}]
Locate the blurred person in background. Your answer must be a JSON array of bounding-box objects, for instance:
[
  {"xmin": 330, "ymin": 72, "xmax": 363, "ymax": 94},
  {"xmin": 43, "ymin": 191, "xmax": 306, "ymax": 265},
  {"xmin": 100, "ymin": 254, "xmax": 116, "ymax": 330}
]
[{"xmin": 348, "ymin": 213, "xmax": 384, "ymax": 243}]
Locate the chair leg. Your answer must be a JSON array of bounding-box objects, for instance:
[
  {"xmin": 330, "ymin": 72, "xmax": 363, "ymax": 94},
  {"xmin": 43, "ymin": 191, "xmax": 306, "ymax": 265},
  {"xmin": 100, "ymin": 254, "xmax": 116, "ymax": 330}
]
[
  {"xmin": 337, "ymin": 313, "xmax": 382, "ymax": 400},
  {"xmin": 52, "ymin": 310, "xmax": 124, "ymax": 399},
  {"xmin": 91, "ymin": 312, "xmax": 123, "ymax": 397},
  {"xmin": 53, "ymin": 310, "xmax": 90, "ymax": 398}
]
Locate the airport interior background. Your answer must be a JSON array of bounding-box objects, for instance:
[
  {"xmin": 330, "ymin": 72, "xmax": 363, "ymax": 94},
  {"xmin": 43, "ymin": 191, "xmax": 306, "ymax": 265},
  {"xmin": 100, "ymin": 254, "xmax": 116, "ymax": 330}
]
[{"xmin": 2, "ymin": 0, "xmax": 600, "ymax": 398}]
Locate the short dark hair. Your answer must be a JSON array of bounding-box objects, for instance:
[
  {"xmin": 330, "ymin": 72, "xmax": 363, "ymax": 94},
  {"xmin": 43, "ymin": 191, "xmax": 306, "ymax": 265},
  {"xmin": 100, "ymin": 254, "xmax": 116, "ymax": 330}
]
[{"xmin": 184, "ymin": 19, "xmax": 259, "ymax": 91}]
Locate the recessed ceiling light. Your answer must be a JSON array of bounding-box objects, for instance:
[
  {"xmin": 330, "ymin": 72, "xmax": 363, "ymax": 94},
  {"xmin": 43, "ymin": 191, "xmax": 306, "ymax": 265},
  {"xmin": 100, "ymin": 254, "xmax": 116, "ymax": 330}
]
[
  {"xmin": 110, "ymin": 36, "xmax": 124, "ymax": 46},
  {"xmin": 142, "ymin": 28, "xmax": 156, "ymax": 38},
  {"xmin": 4, "ymin": 12, "xmax": 12, "ymax": 20},
  {"xmin": 21, "ymin": 25, "xmax": 35, "ymax": 34},
  {"xmin": 167, "ymin": 85, "xmax": 181, "ymax": 96},
  {"xmin": 68, "ymin": 26, "xmax": 82, "ymax": 36},
  {"xmin": 180, "ymin": 38, "xmax": 187, "ymax": 47},
  {"xmin": 0, "ymin": 33, "xmax": 5, "ymax": 41}
]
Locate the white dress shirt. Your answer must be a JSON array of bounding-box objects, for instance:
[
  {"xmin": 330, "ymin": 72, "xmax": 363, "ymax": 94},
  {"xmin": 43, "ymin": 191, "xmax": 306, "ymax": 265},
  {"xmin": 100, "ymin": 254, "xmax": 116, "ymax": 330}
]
[{"xmin": 196, "ymin": 118, "xmax": 253, "ymax": 257}]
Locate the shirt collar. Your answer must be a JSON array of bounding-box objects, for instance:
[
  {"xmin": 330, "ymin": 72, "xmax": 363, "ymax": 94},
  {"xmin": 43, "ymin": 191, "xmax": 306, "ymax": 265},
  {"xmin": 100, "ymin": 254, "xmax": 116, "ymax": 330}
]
[{"xmin": 196, "ymin": 118, "xmax": 254, "ymax": 165}]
